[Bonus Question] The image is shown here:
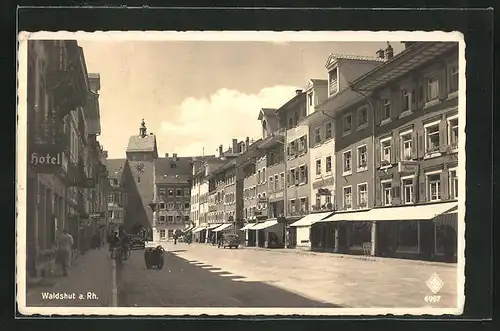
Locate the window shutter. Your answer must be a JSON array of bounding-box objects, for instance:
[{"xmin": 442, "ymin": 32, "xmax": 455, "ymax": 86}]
[
  {"xmin": 418, "ymin": 133, "xmax": 425, "ymax": 157},
  {"xmin": 375, "ymin": 139, "xmax": 381, "ymax": 169},
  {"xmin": 375, "ymin": 181, "xmax": 382, "ymax": 207},
  {"xmin": 439, "ymin": 119, "xmax": 447, "ymax": 153},
  {"xmin": 411, "ymin": 130, "xmax": 418, "ymax": 160},
  {"xmin": 419, "ymin": 176, "xmax": 426, "ymax": 202},
  {"xmin": 440, "ymin": 171, "xmax": 449, "ymax": 200}
]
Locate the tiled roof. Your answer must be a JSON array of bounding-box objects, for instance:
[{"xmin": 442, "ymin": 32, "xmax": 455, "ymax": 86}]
[
  {"xmin": 106, "ymin": 159, "xmax": 127, "ymax": 181},
  {"xmin": 126, "ymin": 134, "xmax": 156, "ymax": 152},
  {"xmin": 154, "ymin": 157, "xmax": 192, "ymax": 184},
  {"xmin": 326, "ymin": 54, "xmax": 385, "ymax": 68}
]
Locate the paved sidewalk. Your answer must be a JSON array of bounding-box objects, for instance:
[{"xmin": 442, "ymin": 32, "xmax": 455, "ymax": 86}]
[{"xmin": 25, "ymin": 247, "xmax": 115, "ymax": 307}]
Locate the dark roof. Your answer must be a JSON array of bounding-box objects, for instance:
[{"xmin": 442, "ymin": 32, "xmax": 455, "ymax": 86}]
[
  {"xmin": 126, "ymin": 134, "xmax": 157, "ymax": 152},
  {"xmin": 325, "ymin": 53, "xmax": 386, "ymax": 69},
  {"xmin": 258, "ymin": 108, "xmax": 278, "ymax": 120},
  {"xmin": 106, "ymin": 159, "xmax": 127, "ymax": 181},
  {"xmin": 154, "ymin": 157, "xmax": 192, "ymax": 184}
]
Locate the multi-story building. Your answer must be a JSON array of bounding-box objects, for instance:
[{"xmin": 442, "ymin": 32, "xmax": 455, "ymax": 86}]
[
  {"xmin": 153, "ymin": 153, "xmax": 192, "ymax": 241},
  {"xmin": 105, "ymin": 158, "xmax": 127, "ymax": 232},
  {"xmin": 313, "ymin": 41, "xmax": 459, "ymax": 262},
  {"xmin": 25, "ymin": 40, "xmax": 108, "ymax": 279},
  {"xmin": 298, "ymin": 53, "xmax": 388, "ymax": 252}
]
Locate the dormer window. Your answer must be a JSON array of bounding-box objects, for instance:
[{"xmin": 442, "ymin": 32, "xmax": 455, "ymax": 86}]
[{"xmin": 329, "ymin": 67, "xmax": 339, "ymax": 95}]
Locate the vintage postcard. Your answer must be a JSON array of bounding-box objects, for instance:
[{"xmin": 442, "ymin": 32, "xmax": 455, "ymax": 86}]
[{"xmin": 16, "ymin": 31, "xmax": 465, "ymax": 316}]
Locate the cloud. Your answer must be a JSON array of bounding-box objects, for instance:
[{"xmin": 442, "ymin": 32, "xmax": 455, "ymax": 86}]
[{"xmin": 158, "ymin": 85, "xmax": 299, "ymax": 156}]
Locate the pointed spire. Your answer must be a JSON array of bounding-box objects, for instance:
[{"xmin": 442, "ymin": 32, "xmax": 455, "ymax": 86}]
[{"xmin": 139, "ymin": 118, "xmax": 147, "ymax": 138}]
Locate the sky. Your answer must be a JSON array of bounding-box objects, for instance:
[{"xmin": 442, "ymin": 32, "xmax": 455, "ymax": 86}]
[{"xmin": 78, "ymin": 39, "xmax": 404, "ymax": 159}]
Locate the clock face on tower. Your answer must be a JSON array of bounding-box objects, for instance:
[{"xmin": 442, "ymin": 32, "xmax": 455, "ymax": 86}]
[{"xmin": 135, "ymin": 162, "xmax": 145, "ymax": 174}]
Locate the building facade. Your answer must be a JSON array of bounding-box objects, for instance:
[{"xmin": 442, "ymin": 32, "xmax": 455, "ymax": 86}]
[{"xmin": 26, "ymin": 40, "xmax": 108, "ymax": 279}]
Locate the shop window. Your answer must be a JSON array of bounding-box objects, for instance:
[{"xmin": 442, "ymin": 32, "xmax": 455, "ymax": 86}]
[
  {"xmin": 382, "ymin": 182, "xmax": 392, "ymax": 206},
  {"xmin": 358, "ymin": 183, "xmax": 368, "ymax": 208},
  {"xmin": 397, "ymin": 221, "xmax": 419, "ymax": 252},
  {"xmin": 325, "ymin": 156, "xmax": 332, "ymax": 173},
  {"xmin": 449, "ymin": 170, "xmax": 458, "ymax": 199},
  {"xmin": 343, "ymin": 186, "xmax": 352, "ymax": 209},
  {"xmin": 357, "ymin": 145, "xmax": 367, "ymax": 170},
  {"xmin": 316, "ymin": 159, "xmax": 321, "ymax": 175},
  {"xmin": 426, "ymin": 75, "xmax": 440, "ymax": 102},
  {"xmin": 382, "ymin": 98, "xmax": 391, "ymax": 121},
  {"xmin": 402, "ymin": 178, "xmax": 414, "ymax": 204},
  {"xmin": 427, "ymin": 173, "xmax": 441, "ymax": 201},
  {"xmin": 400, "ymin": 132, "xmax": 413, "ymax": 160},
  {"xmin": 343, "ymin": 150, "xmax": 352, "ymax": 174},
  {"xmin": 343, "ymin": 113, "xmax": 352, "ymax": 134}
]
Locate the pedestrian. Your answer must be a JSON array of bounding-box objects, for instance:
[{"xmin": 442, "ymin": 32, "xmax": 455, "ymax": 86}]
[
  {"xmin": 211, "ymin": 233, "xmax": 216, "ymax": 246},
  {"xmin": 56, "ymin": 229, "xmax": 74, "ymax": 276}
]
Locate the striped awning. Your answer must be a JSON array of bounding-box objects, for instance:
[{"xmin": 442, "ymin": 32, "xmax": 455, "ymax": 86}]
[
  {"xmin": 213, "ymin": 223, "xmax": 232, "ymax": 232},
  {"xmin": 240, "ymin": 223, "xmax": 256, "ymax": 231}
]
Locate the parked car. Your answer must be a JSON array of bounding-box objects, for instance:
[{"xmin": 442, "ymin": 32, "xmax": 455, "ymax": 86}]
[
  {"xmin": 130, "ymin": 235, "xmax": 145, "ymax": 250},
  {"xmin": 219, "ymin": 233, "xmax": 239, "ymax": 249}
]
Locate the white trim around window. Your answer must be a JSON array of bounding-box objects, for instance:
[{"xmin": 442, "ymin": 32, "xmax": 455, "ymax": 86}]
[
  {"xmin": 380, "ymin": 136, "xmax": 392, "ymax": 143},
  {"xmin": 380, "ymin": 178, "xmax": 392, "ymax": 184},
  {"xmin": 425, "ymin": 169, "xmax": 442, "ymax": 176},
  {"xmin": 342, "ymin": 149, "xmax": 353, "ymax": 175},
  {"xmin": 400, "ymin": 174, "xmax": 416, "ymax": 180},
  {"xmin": 357, "ymin": 144, "xmax": 368, "ymax": 171},
  {"xmin": 424, "ymin": 119, "xmax": 442, "ymax": 128},
  {"xmin": 357, "ymin": 182, "xmax": 368, "ymax": 208},
  {"xmin": 447, "ymin": 114, "xmax": 459, "ymax": 121},
  {"xmin": 342, "ymin": 185, "xmax": 353, "ymax": 209},
  {"xmin": 399, "ymin": 128, "xmax": 413, "ymax": 137}
]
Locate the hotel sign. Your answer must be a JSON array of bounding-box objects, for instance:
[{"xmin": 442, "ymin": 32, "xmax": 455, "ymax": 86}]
[{"xmin": 30, "ymin": 151, "xmax": 68, "ymax": 174}]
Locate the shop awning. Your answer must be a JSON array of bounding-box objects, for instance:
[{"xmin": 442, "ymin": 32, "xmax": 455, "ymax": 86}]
[
  {"xmin": 322, "ymin": 202, "xmax": 458, "ymax": 222},
  {"xmin": 192, "ymin": 226, "xmax": 205, "ymax": 234},
  {"xmin": 213, "ymin": 223, "xmax": 232, "ymax": 232},
  {"xmin": 240, "ymin": 223, "xmax": 256, "ymax": 231},
  {"xmin": 252, "ymin": 220, "xmax": 279, "ymax": 230},
  {"xmin": 206, "ymin": 223, "xmax": 221, "ymax": 230},
  {"xmin": 290, "ymin": 212, "xmax": 333, "ymax": 227}
]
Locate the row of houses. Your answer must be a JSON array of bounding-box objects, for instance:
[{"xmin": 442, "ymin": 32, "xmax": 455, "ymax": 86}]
[
  {"xmin": 26, "ymin": 40, "xmax": 110, "ymax": 279},
  {"xmin": 188, "ymin": 41, "xmax": 460, "ymax": 262}
]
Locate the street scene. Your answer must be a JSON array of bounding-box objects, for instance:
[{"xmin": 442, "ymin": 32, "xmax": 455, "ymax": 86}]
[{"xmin": 19, "ymin": 33, "xmax": 463, "ymax": 314}]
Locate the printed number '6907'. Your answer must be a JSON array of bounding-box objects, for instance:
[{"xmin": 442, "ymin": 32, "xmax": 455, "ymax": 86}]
[{"xmin": 424, "ymin": 295, "xmax": 441, "ymax": 303}]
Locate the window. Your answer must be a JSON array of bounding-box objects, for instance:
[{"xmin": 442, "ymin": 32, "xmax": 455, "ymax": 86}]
[
  {"xmin": 167, "ymin": 202, "xmax": 174, "ymax": 210},
  {"xmin": 343, "ymin": 114, "xmax": 352, "ymax": 133},
  {"xmin": 107, "ymin": 194, "xmax": 114, "ymax": 203},
  {"xmin": 107, "ymin": 210, "xmax": 113, "ymax": 219},
  {"xmin": 280, "ymin": 173, "xmax": 285, "ymax": 189},
  {"xmin": 290, "ymin": 199, "xmax": 296, "ymax": 214},
  {"xmin": 308, "ymin": 92, "xmax": 313, "ymax": 106},
  {"xmin": 184, "ymin": 216, "xmax": 189, "ymax": 222},
  {"xmin": 176, "ymin": 202, "xmax": 183, "ymax": 210},
  {"xmin": 269, "ymin": 176, "xmax": 274, "ymax": 191},
  {"xmin": 160, "ymin": 202, "xmax": 166, "ymax": 210},
  {"xmin": 449, "ymin": 65, "xmax": 459, "ymax": 93},
  {"xmin": 300, "ymin": 198, "xmax": 307, "ymax": 213},
  {"xmin": 357, "ymin": 145, "xmax": 367, "ymax": 169},
  {"xmin": 315, "ymin": 195, "xmax": 321, "ymax": 207},
  {"xmin": 159, "ymin": 230, "xmax": 166, "ymax": 239},
  {"xmin": 274, "ymin": 174, "xmax": 279, "ymax": 190},
  {"xmin": 402, "ymin": 178, "xmax": 414, "ymax": 204},
  {"xmin": 329, "ymin": 68, "xmax": 338, "ymax": 95},
  {"xmin": 299, "ymin": 165, "xmax": 308, "ymax": 184},
  {"xmin": 315, "ymin": 159, "xmax": 321, "ymax": 175},
  {"xmin": 299, "ymin": 136, "xmax": 306, "ymax": 151},
  {"xmin": 358, "ymin": 183, "xmax": 368, "ymax": 208},
  {"xmin": 159, "ymin": 188, "xmax": 166, "ymax": 197},
  {"xmin": 382, "ymin": 98, "xmax": 391, "ymax": 121},
  {"xmin": 315, "ymin": 127, "xmax": 321, "ymax": 144},
  {"xmin": 381, "ymin": 138, "xmax": 392, "ymax": 164},
  {"xmin": 382, "ymin": 182, "xmax": 392, "ymax": 206},
  {"xmin": 402, "ymin": 89, "xmax": 411, "ymax": 111},
  {"xmin": 401, "ymin": 132, "xmax": 413, "ymax": 160},
  {"xmin": 449, "ymin": 170, "xmax": 458, "ymax": 199},
  {"xmin": 325, "ymin": 122, "xmax": 332, "ymax": 139},
  {"xmin": 184, "ymin": 188, "xmax": 190, "ymax": 196},
  {"xmin": 176, "ymin": 189, "xmax": 183, "ymax": 196},
  {"xmin": 168, "ymin": 189, "xmax": 174, "ymax": 196},
  {"xmin": 427, "ymin": 173, "xmax": 441, "ymax": 201},
  {"xmin": 449, "ymin": 117, "xmax": 459, "ymax": 149},
  {"xmin": 343, "ymin": 151, "xmax": 352, "ymax": 173},
  {"xmin": 289, "ymin": 169, "xmax": 296, "ymax": 185},
  {"xmin": 176, "ymin": 215, "xmax": 182, "ymax": 223},
  {"xmin": 257, "ymin": 170, "xmax": 261, "ymax": 184},
  {"xmin": 325, "ymin": 156, "xmax": 332, "ymax": 173},
  {"xmin": 262, "ymin": 168, "xmax": 266, "ymax": 182},
  {"xmin": 425, "ymin": 122, "xmax": 441, "ymax": 153},
  {"xmin": 427, "ymin": 76, "xmax": 440, "ymax": 102},
  {"xmin": 358, "ymin": 107, "xmax": 368, "ymax": 127},
  {"xmin": 159, "ymin": 215, "xmax": 166, "ymax": 223},
  {"xmin": 343, "ymin": 187, "xmax": 352, "ymax": 209}
]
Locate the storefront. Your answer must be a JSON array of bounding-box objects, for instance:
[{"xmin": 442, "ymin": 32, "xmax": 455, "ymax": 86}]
[
  {"xmin": 205, "ymin": 223, "xmax": 222, "ymax": 243},
  {"xmin": 212, "ymin": 223, "xmax": 233, "ymax": 242},
  {"xmin": 290, "ymin": 212, "xmax": 334, "ymax": 250},
  {"xmin": 240, "ymin": 221, "xmax": 257, "ymax": 246}
]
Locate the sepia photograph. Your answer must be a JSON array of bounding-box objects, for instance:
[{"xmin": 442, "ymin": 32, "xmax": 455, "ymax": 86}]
[{"xmin": 16, "ymin": 31, "xmax": 465, "ymax": 316}]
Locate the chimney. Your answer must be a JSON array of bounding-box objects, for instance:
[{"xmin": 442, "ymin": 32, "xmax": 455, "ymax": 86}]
[
  {"xmin": 385, "ymin": 42, "xmax": 394, "ymax": 60},
  {"xmin": 295, "ymin": 89, "xmax": 302, "ymax": 96},
  {"xmin": 232, "ymin": 139, "xmax": 238, "ymax": 154},
  {"xmin": 219, "ymin": 145, "xmax": 223, "ymax": 157},
  {"xmin": 165, "ymin": 153, "xmax": 169, "ymax": 158},
  {"xmin": 246, "ymin": 137, "xmax": 250, "ymax": 150},
  {"xmin": 376, "ymin": 49, "xmax": 385, "ymax": 59}
]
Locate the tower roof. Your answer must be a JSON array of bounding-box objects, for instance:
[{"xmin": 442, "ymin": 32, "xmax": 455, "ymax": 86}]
[{"xmin": 126, "ymin": 119, "xmax": 158, "ymax": 155}]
